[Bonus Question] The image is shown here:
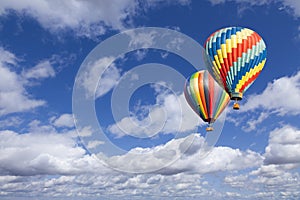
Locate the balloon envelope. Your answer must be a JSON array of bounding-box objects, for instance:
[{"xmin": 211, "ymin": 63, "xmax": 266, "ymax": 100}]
[
  {"xmin": 204, "ymin": 26, "xmax": 267, "ymax": 101},
  {"xmin": 184, "ymin": 70, "xmax": 230, "ymax": 128}
]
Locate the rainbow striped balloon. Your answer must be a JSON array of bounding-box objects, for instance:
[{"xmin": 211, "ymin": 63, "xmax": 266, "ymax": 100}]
[
  {"xmin": 184, "ymin": 70, "xmax": 230, "ymax": 131},
  {"xmin": 204, "ymin": 27, "xmax": 267, "ymax": 106}
]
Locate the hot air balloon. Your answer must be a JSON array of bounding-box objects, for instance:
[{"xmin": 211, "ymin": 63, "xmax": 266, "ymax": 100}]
[
  {"xmin": 204, "ymin": 26, "xmax": 267, "ymax": 110},
  {"xmin": 184, "ymin": 70, "xmax": 230, "ymax": 131}
]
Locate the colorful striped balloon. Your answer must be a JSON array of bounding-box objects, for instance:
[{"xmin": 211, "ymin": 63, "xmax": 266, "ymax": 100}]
[
  {"xmin": 184, "ymin": 70, "xmax": 230, "ymax": 131},
  {"xmin": 204, "ymin": 27, "xmax": 267, "ymax": 109}
]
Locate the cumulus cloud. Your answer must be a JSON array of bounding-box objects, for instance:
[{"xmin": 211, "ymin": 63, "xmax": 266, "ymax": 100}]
[
  {"xmin": 0, "ymin": 115, "xmax": 262, "ymax": 176},
  {"xmin": 0, "ymin": 48, "xmax": 45, "ymax": 116},
  {"xmin": 0, "ymin": 126, "xmax": 263, "ymax": 199},
  {"xmin": 223, "ymin": 164, "xmax": 300, "ymax": 199},
  {"xmin": 108, "ymin": 89, "xmax": 202, "ymax": 138},
  {"xmin": 2, "ymin": 117, "xmax": 299, "ymax": 199},
  {"xmin": 225, "ymin": 71, "xmax": 300, "ymax": 131},
  {"xmin": 242, "ymin": 72, "xmax": 300, "ymax": 115},
  {"xmin": 102, "ymin": 134, "xmax": 263, "ymax": 174},
  {"xmin": 52, "ymin": 114, "xmax": 75, "ymax": 128},
  {"xmin": 264, "ymin": 125, "xmax": 300, "ymax": 165},
  {"xmin": 0, "ymin": 126, "xmax": 107, "ymax": 176}
]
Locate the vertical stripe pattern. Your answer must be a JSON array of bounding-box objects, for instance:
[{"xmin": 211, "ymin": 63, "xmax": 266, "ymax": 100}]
[
  {"xmin": 184, "ymin": 70, "xmax": 230, "ymax": 124},
  {"xmin": 204, "ymin": 27, "xmax": 267, "ymax": 99}
]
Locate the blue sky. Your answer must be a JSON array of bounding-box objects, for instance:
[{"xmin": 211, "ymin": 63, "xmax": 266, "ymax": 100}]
[{"xmin": 0, "ymin": 0, "xmax": 300, "ymax": 199}]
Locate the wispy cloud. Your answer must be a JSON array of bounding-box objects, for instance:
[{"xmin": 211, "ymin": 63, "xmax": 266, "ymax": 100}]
[
  {"xmin": 23, "ymin": 60, "xmax": 55, "ymax": 80},
  {"xmin": 77, "ymin": 56, "xmax": 121, "ymax": 99},
  {"xmin": 0, "ymin": 0, "xmax": 191, "ymax": 38},
  {"xmin": 208, "ymin": 0, "xmax": 300, "ymax": 19}
]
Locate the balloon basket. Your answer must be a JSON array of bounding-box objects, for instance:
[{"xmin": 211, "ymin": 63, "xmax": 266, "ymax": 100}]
[
  {"xmin": 233, "ymin": 102, "xmax": 240, "ymax": 110},
  {"xmin": 206, "ymin": 126, "xmax": 213, "ymax": 132}
]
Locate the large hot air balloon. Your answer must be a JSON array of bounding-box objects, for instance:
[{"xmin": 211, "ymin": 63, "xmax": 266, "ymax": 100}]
[
  {"xmin": 184, "ymin": 70, "xmax": 230, "ymax": 131},
  {"xmin": 204, "ymin": 26, "xmax": 267, "ymax": 110}
]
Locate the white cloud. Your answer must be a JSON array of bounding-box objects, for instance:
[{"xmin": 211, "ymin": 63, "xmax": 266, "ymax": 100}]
[
  {"xmin": 52, "ymin": 114, "xmax": 74, "ymax": 128},
  {"xmin": 279, "ymin": 0, "xmax": 300, "ymax": 17},
  {"xmin": 0, "ymin": 116, "xmax": 23, "ymax": 128},
  {"xmin": 76, "ymin": 126, "xmax": 94, "ymax": 137},
  {"xmin": 0, "ymin": 0, "xmax": 136, "ymax": 36},
  {"xmin": 226, "ymin": 71, "xmax": 300, "ymax": 131},
  {"xmin": 104, "ymin": 134, "xmax": 263, "ymax": 174},
  {"xmin": 87, "ymin": 140, "xmax": 105, "ymax": 149},
  {"xmin": 241, "ymin": 112, "xmax": 269, "ymax": 132},
  {"xmin": 129, "ymin": 31, "xmax": 157, "ymax": 49},
  {"xmin": 23, "ymin": 60, "xmax": 55, "ymax": 79},
  {"xmin": 1, "ymin": 118, "xmax": 299, "ymax": 199},
  {"xmin": 207, "ymin": 0, "xmax": 268, "ymax": 6},
  {"xmin": 134, "ymin": 49, "xmax": 148, "ymax": 61},
  {"xmin": 242, "ymin": 71, "xmax": 300, "ymax": 115},
  {"xmin": 264, "ymin": 125, "xmax": 300, "ymax": 165},
  {"xmin": 96, "ymin": 63, "xmax": 121, "ymax": 98},
  {"xmin": 221, "ymin": 124, "xmax": 300, "ymax": 198},
  {"xmin": 223, "ymin": 164, "xmax": 300, "ymax": 199},
  {"xmin": 249, "ymin": 164, "xmax": 300, "ymax": 198},
  {"xmin": 0, "ymin": 47, "xmax": 17, "ymax": 66},
  {"xmin": 0, "ymin": 126, "xmax": 108, "ymax": 176},
  {"xmin": 77, "ymin": 56, "xmax": 121, "ymax": 99},
  {"xmin": 208, "ymin": 0, "xmax": 300, "ymax": 18},
  {"xmin": 0, "ymin": 0, "xmax": 190, "ymax": 38},
  {"xmin": 108, "ymin": 90, "xmax": 201, "ymax": 138},
  {"xmin": 0, "ymin": 116, "xmax": 262, "ymax": 176},
  {"xmin": 0, "ymin": 48, "xmax": 45, "ymax": 116}
]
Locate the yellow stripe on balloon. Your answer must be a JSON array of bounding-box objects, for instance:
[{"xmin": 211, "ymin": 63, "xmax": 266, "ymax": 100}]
[
  {"xmin": 231, "ymin": 35, "xmax": 237, "ymax": 48},
  {"xmin": 217, "ymin": 49, "xmax": 224, "ymax": 64},
  {"xmin": 221, "ymin": 44, "xmax": 227, "ymax": 58},
  {"xmin": 226, "ymin": 38, "xmax": 232, "ymax": 53},
  {"xmin": 236, "ymin": 31, "xmax": 242, "ymax": 44},
  {"xmin": 235, "ymin": 59, "xmax": 266, "ymax": 92},
  {"xmin": 241, "ymin": 28, "xmax": 253, "ymax": 39},
  {"xmin": 212, "ymin": 61, "xmax": 221, "ymax": 75},
  {"xmin": 214, "ymin": 55, "xmax": 222, "ymax": 69},
  {"xmin": 192, "ymin": 73, "xmax": 208, "ymax": 119}
]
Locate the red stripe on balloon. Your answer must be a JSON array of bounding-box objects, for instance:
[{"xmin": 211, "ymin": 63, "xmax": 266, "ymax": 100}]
[
  {"xmin": 226, "ymin": 31, "xmax": 261, "ymax": 68},
  {"xmin": 239, "ymin": 71, "xmax": 261, "ymax": 92},
  {"xmin": 198, "ymin": 73, "xmax": 208, "ymax": 116},
  {"xmin": 208, "ymin": 73, "xmax": 214, "ymax": 119}
]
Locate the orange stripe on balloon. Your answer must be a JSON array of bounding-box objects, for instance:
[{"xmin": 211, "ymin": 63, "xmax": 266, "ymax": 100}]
[
  {"xmin": 208, "ymin": 73, "xmax": 214, "ymax": 119},
  {"xmin": 198, "ymin": 73, "xmax": 208, "ymax": 116}
]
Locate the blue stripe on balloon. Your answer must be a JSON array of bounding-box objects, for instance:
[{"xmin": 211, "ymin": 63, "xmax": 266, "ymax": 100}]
[
  {"xmin": 230, "ymin": 49, "xmax": 266, "ymax": 91},
  {"xmin": 221, "ymin": 32, "xmax": 226, "ymax": 44},
  {"xmin": 226, "ymin": 28, "xmax": 231, "ymax": 39}
]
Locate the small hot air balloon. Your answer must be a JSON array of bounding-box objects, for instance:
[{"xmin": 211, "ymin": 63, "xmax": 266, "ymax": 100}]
[
  {"xmin": 184, "ymin": 70, "xmax": 230, "ymax": 131},
  {"xmin": 204, "ymin": 26, "xmax": 267, "ymax": 110}
]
